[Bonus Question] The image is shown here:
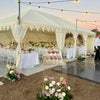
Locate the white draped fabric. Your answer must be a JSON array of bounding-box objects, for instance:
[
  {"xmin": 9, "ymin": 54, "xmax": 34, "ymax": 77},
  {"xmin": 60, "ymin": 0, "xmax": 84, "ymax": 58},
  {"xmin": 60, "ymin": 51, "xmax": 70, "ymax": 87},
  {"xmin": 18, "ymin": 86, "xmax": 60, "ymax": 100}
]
[
  {"xmin": 73, "ymin": 34, "xmax": 77, "ymax": 58},
  {"xmin": 56, "ymin": 30, "xmax": 65, "ymax": 57},
  {"xmin": 22, "ymin": 52, "xmax": 39, "ymax": 69},
  {"xmin": 83, "ymin": 35, "xmax": 88, "ymax": 56},
  {"xmin": 67, "ymin": 48, "xmax": 74, "ymax": 59},
  {"xmin": 79, "ymin": 46, "xmax": 85, "ymax": 55},
  {"xmin": 11, "ymin": 25, "xmax": 27, "ymax": 71}
]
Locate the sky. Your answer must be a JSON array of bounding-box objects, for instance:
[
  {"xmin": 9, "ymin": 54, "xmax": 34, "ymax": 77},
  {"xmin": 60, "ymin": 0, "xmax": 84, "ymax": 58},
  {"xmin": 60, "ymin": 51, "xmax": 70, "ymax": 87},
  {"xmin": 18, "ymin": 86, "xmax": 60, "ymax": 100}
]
[{"xmin": 0, "ymin": 0, "xmax": 100, "ymax": 31}]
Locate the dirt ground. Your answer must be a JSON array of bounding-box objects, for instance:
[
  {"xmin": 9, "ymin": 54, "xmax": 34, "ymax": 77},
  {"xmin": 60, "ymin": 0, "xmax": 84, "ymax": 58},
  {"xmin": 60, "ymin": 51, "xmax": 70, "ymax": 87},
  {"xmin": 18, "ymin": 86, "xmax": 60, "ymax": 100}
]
[{"xmin": 0, "ymin": 69, "xmax": 100, "ymax": 100}]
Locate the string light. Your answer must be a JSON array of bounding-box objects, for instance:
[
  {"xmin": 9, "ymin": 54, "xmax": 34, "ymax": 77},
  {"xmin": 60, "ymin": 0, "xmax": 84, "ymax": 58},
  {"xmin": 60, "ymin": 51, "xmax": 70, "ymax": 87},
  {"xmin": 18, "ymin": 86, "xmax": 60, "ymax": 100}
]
[
  {"xmin": 19, "ymin": 0, "xmax": 75, "ymax": 4},
  {"xmin": 16, "ymin": 1, "xmax": 19, "ymax": 3},
  {"xmin": 74, "ymin": 0, "xmax": 79, "ymax": 3},
  {"xmin": 38, "ymin": 6, "xmax": 40, "ymax": 9},
  {"xmin": 48, "ymin": 2, "xmax": 50, "ymax": 6},
  {"xmin": 29, "ymin": 2, "xmax": 31, "ymax": 5},
  {"xmin": 77, "ymin": 19, "xmax": 100, "ymax": 23},
  {"xmin": 61, "ymin": 9, "xmax": 63, "ymax": 12},
  {"xmin": 19, "ymin": 2, "xmax": 100, "ymax": 15},
  {"xmin": 85, "ymin": 12, "xmax": 88, "ymax": 15}
]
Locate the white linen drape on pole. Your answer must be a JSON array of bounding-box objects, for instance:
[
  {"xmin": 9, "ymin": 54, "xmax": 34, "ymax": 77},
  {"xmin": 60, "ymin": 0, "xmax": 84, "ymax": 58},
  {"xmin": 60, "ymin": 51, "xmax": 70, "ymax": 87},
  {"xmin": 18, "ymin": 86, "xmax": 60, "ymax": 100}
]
[
  {"xmin": 11, "ymin": 25, "xmax": 27, "ymax": 72},
  {"xmin": 73, "ymin": 34, "xmax": 77, "ymax": 58},
  {"xmin": 55, "ymin": 30, "xmax": 65, "ymax": 57},
  {"xmin": 83, "ymin": 35, "xmax": 88, "ymax": 56}
]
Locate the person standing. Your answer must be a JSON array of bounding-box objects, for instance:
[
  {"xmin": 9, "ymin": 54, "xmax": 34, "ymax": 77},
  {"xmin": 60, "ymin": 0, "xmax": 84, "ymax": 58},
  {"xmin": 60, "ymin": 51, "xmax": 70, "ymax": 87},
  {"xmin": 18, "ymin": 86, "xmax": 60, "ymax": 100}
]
[{"xmin": 94, "ymin": 34, "xmax": 100, "ymax": 61}]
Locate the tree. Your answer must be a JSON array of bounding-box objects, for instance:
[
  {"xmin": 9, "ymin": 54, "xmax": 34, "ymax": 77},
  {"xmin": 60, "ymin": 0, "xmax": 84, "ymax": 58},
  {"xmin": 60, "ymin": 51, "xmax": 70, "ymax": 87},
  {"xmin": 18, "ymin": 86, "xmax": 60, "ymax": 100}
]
[{"xmin": 91, "ymin": 29, "xmax": 100, "ymax": 36}]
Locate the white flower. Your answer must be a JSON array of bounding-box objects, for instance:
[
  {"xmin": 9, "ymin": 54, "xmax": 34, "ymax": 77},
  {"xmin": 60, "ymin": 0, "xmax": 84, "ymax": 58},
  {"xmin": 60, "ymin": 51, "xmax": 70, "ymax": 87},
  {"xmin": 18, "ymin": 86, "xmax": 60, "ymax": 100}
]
[
  {"xmin": 62, "ymin": 92, "xmax": 66, "ymax": 97},
  {"xmin": 51, "ymin": 81, "xmax": 56, "ymax": 85},
  {"xmin": 45, "ymin": 86, "xmax": 49, "ymax": 90},
  {"xmin": 7, "ymin": 65, "xmax": 11, "ymax": 69},
  {"xmin": 57, "ymin": 89, "xmax": 61, "ymax": 92},
  {"xmin": 9, "ymin": 70, "xmax": 14, "ymax": 74},
  {"xmin": 57, "ymin": 82, "xmax": 60, "ymax": 86},
  {"xmin": 58, "ymin": 93, "xmax": 64, "ymax": 100},
  {"xmin": 67, "ymin": 86, "xmax": 71, "ymax": 90},
  {"xmin": 49, "ymin": 88, "xmax": 55, "ymax": 94},
  {"xmin": 58, "ymin": 93, "xmax": 62, "ymax": 98},
  {"xmin": 49, "ymin": 83, "xmax": 53, "ymax": 87}
]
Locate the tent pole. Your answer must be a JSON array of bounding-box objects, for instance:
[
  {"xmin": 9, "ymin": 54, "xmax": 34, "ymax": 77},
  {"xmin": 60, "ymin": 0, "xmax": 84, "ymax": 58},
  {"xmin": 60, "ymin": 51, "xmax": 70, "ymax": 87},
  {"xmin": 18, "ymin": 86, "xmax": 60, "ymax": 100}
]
[{"xmin": 18, "ymin": 0, "xmax": 21, "ymax": 25}]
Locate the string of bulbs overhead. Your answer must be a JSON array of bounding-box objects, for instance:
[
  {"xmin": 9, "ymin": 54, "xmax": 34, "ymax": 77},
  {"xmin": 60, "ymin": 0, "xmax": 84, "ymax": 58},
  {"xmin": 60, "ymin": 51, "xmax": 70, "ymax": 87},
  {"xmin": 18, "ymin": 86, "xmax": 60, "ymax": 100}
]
[
  {"xmin": 77, "ymin": 19, "xmax": 100, "ymax": 23},
  {"xmin": 16, "ymin": 0, "xmax": 100, "ymax": 15},
  {"xmin": 17, "ymin": 0, "xmax": 78, "ymax": 5},
  {"xmin": 76, "ymin": 19, "xmax": 100, "ymax": 30}
]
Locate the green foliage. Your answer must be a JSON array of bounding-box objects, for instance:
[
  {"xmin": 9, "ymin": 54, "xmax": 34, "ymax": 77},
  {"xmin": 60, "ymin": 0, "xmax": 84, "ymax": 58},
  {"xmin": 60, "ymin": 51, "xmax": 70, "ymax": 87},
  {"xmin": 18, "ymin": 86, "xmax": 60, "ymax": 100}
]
[
  {"xmin": 7, "ymin": 71, "xmax": 18, "ymax": 81},
  {"xmin": 37, "ymin": 90, "xmax": 73, "ymax": 100},
  {"xmin": 77, "ymin": 56, "xmax": 85, "ymax": 61},
  {"xmin": 37, "ymin": 77, "xmax": 73, "ymax": 100},
  {"xmin": 91, "ymin": 29, "xmax": 100, "ymax": 36},
  {"xmin": 6, "ymin": 65, "xmax": 20, "ymax": 81}
]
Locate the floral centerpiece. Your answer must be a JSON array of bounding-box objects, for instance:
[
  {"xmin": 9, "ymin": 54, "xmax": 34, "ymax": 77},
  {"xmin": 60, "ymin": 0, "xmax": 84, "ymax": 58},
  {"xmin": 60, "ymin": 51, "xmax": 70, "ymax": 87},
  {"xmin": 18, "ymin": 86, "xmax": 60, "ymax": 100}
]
[
  {"xmin": 28, "ymin": 46, "xmax": 34, "ymax": 53},
  {"xmin": 37, "ymin": 77, "xmax": 73, "ymax": 100},
  {"xmin": 35, "ymin": 43, "xmax": 40, "ymax": 47},
  {"xmin": 6, "ymin": 65, "xmax": 20, "ymax": 81},
  {"xmin": 41, "ymin": 43, "xmax": 45, "ymax": 48},
  {"xmin": 0, "ymin": 43, "xmax": 3, "ymax": 48}
]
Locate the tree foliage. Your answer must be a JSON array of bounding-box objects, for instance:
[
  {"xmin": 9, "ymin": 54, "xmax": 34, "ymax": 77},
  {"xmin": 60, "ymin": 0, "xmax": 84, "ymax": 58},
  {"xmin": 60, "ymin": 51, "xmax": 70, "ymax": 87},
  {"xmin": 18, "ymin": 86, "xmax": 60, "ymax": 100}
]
[{"xmin": 91, "ymin": 29, "xmax": 100, "ymax": 36}]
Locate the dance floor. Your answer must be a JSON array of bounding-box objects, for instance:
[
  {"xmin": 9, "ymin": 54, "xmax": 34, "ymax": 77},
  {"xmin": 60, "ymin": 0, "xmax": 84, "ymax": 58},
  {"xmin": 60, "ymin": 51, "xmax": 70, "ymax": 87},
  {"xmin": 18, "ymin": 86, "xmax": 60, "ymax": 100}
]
[{"xmin": 53, "ymin": 58, "xmax": 100, "ymax": 84}]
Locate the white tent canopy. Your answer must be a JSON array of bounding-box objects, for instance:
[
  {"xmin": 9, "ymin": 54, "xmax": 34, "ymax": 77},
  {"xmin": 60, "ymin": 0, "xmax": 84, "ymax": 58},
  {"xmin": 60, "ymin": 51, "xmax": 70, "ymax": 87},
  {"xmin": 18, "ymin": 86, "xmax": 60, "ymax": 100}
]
[
  {"xmin": 0, "ymin": 9, "xmax": 95, "ymax": 35},
  {"xmin": 0, "ymin": 9, "xmax": 95, "ymax": 71}
]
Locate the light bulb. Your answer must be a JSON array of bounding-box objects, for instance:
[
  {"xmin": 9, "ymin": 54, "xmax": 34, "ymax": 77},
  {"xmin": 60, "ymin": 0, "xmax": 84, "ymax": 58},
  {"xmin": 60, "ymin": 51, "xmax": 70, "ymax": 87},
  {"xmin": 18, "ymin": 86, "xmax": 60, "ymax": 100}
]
[
  {"xmin": 85, "ymin": 12, "xmax": 88, "ymax": 15},
  {"xmin": 16, "ymin": 1, "xmax": 19, "ymax": 3},
  {"xmin": 48, "ymin": 2, "xmax": 50, "ymax": 6},
  {"xmin": 74, "ymin": 0, "xmax": 78, "ymax": 3},
  {"xmin": 61, "ymin": 9, "xmax": 63, "ymax": 13},
  {"xmin": 38, "ymin": 6, "xmax": 40, "ymax": 9},
  {"xmin": 29, "ymin": 2, "xmax": 31, "ymax": 5}
]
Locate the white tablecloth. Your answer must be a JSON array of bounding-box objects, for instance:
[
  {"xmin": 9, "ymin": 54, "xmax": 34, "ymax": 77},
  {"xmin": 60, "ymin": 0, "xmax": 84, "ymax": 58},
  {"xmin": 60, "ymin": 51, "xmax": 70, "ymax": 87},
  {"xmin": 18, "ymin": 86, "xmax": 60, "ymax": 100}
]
[
  {"xmin": 78, "ymin": 46, "xmax": 84, "ymax": 55},
  {"xmin": 67, "ymin": 48, "xmax": 74, "ymax": 59},
  {"xmin": 22, "ymin": 52, "xmax": 39, "ymax": 69}
]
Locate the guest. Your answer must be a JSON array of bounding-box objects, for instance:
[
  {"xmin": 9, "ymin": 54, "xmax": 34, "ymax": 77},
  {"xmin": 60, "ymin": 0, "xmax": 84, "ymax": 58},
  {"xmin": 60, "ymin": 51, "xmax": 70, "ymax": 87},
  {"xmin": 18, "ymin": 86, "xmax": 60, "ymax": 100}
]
[{"xmin": 94, "ymin": 34, "xmax": 100, "ymax": 61}]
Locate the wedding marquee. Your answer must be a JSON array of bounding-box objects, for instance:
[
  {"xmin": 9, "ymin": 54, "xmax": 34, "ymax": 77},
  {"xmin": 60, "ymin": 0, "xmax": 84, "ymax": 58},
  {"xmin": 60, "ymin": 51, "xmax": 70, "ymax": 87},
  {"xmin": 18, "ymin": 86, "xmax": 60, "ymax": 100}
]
[{"xmin": 0, "ymin": 9, "xmax": 95, "ymax": 70}]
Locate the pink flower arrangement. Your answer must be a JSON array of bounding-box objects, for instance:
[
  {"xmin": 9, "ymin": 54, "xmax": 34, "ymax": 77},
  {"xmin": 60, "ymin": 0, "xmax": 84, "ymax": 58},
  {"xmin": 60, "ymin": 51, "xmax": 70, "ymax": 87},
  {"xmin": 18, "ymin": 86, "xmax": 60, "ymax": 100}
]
[
  {"xmin": 44, "ymin": 77, "xmax": 48, "ymax": 82},
  {"xmin": 55, "ymin": 92, "xmax": 58, "ymax": 97},
  {"xmin": 37, "ymin": 77, "xmax": 73, "ymax": 100},
  {"xmin": 7, "ymin": 65, "xmax": 20, "ymax": 81},
  {"xmin": 11, "ymin": 65, "xmax": 16, "ymax": 69},
  {"xmin": 46, "ymin": 93, "xmax": 50, "ymax": 97},
  {"xmin": 6, "ymin": 45, "xmax": 10, "ymax": 49}
]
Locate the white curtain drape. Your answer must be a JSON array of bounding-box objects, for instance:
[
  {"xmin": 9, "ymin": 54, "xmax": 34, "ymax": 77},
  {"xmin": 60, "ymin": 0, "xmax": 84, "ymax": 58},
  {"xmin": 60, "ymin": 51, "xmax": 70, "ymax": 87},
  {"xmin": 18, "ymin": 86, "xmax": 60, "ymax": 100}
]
[
  {"xmin": 56, "ymin": 30, "xmax": 66, "ymax": 57},
  {"xmin": 73, "ymin": 34, "xmax": 77, "ymax": 58},
  {"xmin": 11, "ymin": 25, "xmax": 27, "ymax": 72},
  {"xmin": 83, "ymin": 34, "xmax": 88, "ymax": 56}
]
